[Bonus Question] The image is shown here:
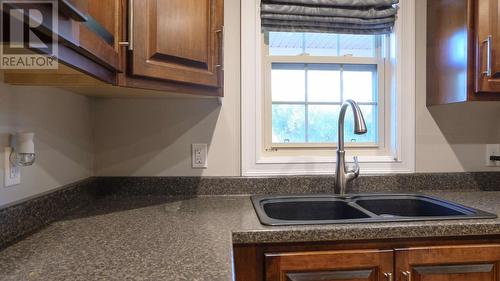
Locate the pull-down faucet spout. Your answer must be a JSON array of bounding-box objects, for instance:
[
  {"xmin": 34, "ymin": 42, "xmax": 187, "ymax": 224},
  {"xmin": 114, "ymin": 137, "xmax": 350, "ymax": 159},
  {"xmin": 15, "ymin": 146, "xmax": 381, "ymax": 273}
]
[{"xmin": 334, "ymin": 99, "xmax": 367, "ymax": 195}]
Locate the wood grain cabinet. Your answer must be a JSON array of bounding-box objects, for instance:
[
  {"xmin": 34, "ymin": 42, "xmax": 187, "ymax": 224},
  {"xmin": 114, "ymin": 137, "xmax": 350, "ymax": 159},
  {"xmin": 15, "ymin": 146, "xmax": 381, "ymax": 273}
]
[
  {"xmin": 234, "ymin": 243, "xmax": 500, "ymax": 281},
  {"xmin": 126, "ymin": 0, "xmax": 223, "ymax": 90},
  {"xmin": 475, "ymin": 0, "xmax": 500, "ymax": 93},
  {"xmin": 427, "ymin": 0, "xmax": 500, "ymax": 105},
  {"xmin": 114, "ymin": 0, "xmax": 224, "ymax": 96},
  {"xmin": 62, "ymin": 0, "xmax": 122, "ymax": 73},
  {"xmin": 1, "ymin": 0, "xmax": 121, "ymax": 83},
  {"xmin": 396, "ymin": 245, "xmax": 500, "ymax": 281},
  {"xmin": 265, "ymin": 249, "xmax": 394, "ymax": 281},
  {"xmin": 2, "ymin": 0, "xmax": 224, "ymax": 96}
]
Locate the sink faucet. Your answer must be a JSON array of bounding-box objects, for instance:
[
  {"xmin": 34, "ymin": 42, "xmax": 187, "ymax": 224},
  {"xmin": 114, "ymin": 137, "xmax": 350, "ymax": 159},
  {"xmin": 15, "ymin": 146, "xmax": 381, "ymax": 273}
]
[{"xmin": 335, "ymin": 100, "xmax": 367, "ymax": 195}]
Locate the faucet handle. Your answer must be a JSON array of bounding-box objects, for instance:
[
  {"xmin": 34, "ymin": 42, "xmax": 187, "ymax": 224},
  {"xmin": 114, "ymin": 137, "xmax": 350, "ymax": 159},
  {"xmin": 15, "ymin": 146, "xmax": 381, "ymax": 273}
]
[
  {"xmin": 346, "ymin": 156, "xmax": 360, "ymax": 181},
  {"xmin": 352, "ymin": 156, "xmax": 360, "ymax": 177}
]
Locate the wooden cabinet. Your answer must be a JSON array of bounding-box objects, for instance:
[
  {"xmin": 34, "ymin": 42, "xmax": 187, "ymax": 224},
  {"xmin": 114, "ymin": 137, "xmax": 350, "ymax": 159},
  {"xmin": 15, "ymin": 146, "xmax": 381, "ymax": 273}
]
[
  {"xmin": 427, "ymin": 0, "xmax": 500, "ymax": 105},
  {"xmin": 63, "ymin": 0, "xmax": 122, "ymax": 72},
  {"xmin": 118, "ymin": 0, "xmax": 224, "ymax": 96},
  {"xmin": 129, "ymin": 0, "xmax": 223, "ymax": 88},
  {"xmin": 0, "ymin": 0, "xmax": 121, "ymax": 83},
  {"xmin": 266, "ymin": 249, "xmax": 394, "ymax": 281},
  {"xmin": 234, "ymin": 242, "xmax": 500, "ymax": 281},
  {"xmin": 475, "ymin": 0, "xmax": 500, "ymax": 93},
  {"xmin": 1, "ymin": 0, "xmax": 224, "ymax": 97},
  {"xmin": 396, "ymin": 245, "xmax": 500, "ymax": 281}
]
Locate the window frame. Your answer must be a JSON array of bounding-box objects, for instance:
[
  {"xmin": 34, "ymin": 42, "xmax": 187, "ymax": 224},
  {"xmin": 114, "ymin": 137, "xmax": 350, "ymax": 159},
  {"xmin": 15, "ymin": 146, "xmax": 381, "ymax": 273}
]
[
  {"xmin": 263, "ymin": 35, "xmax": 387, "ymax": 149},
  {"xmin": 241, "ymin": 0, "xmax": 416, "ymax": 176}
]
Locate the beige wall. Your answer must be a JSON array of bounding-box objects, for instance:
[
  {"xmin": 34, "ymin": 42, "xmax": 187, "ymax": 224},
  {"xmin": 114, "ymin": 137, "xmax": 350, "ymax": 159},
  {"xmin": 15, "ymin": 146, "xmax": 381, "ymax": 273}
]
[
  {"xmin": 91, "ymin": 0, "xmax": 241, "ymax": 177},
  {"xmin": 92, "ymin": 96, "xmax": 240, "ymax": 176},
  {"xmin": 415, "ymin": 0, "xmax": 500, "ymax": 172},
  {"xmin": 0, "ymin": 83, "xmax": 93, "ymax": 207}
]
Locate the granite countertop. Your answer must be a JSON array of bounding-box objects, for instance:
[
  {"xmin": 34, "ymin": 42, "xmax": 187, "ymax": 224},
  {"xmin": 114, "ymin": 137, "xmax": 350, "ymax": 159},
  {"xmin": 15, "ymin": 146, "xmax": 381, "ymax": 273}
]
[{"xmin": 1, "ymin": 191, "xmax": 500, "ymax": 281}]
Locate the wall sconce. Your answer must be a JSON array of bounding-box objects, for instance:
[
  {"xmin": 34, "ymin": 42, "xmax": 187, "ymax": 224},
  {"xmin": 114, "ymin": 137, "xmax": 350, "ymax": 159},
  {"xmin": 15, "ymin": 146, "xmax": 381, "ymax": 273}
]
[{"xmin": 9, "ymin": 132, "xmax": 36, "ymax": 167}]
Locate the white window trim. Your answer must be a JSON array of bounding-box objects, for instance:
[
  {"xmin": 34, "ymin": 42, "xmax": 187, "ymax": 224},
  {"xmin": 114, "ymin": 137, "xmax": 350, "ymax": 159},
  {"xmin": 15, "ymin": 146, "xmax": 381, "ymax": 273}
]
[{"xmin": 241, "ymin": 0, "xmax": 416, "ymax": 176}]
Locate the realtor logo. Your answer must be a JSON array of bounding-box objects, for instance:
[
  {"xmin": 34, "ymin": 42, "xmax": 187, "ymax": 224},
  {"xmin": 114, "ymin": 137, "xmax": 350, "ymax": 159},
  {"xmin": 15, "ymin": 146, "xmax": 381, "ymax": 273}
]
[{"xmin": 0, "ymin": 0, "xmax": 58, "ymax": 69}]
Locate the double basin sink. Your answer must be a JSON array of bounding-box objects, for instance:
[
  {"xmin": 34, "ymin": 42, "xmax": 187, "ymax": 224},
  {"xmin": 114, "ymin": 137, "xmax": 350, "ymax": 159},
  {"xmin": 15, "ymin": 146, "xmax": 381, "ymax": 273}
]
[{"xmin": 252, "ymin": 194, "xmax": 497, "ymax": 226}]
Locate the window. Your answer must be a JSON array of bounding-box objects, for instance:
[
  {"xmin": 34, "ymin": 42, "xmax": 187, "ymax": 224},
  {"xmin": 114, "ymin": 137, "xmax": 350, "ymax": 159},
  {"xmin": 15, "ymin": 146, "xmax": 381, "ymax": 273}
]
[
  {"xmin": 265, "ymin": 32, "xmax": 384, "ymax": 147},
  {"xmin": 241, "ymin": 0, "xmax": 416, "ymax": 176}
]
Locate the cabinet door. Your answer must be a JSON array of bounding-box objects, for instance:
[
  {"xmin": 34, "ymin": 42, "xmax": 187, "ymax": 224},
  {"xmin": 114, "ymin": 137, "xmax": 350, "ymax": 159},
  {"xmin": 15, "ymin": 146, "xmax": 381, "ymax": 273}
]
[
  {"xmin": 476, "ymin": 0, "xmax": 500, "ymax": 93},
  {"xmin": 130, "ymin": 0, "xmax": 223, "ymax": 88},
  {"xmin": 0, "ymin": 0, "xmax": 120, "ymax": 82},
  {"xmin": 266, "ymin": 249, "xmax": 394, "ymax": 281},
  {"xmin": 396, "ymin": 244, "xmax": 500, "ymax": 281},
  {"xmin": 61, "ymin": 0, "xmax": 121, "ymax": 71}
]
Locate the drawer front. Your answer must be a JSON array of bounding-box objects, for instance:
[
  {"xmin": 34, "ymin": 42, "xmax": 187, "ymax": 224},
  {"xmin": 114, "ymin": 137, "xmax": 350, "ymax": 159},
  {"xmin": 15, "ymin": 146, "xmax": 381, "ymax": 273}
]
[{"xmin": 265, "ymin": 249, "xmax": 394, "ymax": 281}]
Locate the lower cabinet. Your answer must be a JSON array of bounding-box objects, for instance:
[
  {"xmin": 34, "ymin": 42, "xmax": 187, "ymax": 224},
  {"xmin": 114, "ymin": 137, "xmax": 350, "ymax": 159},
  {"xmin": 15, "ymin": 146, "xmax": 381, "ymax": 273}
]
[
  {"xmin": 266, "ymin": 249, "xmax": 394, "ymax": 281},
  {"xmin": 234, "ymin": 243, "xmax": 500, "ymax": 281},
  {"xmin": 396, "ymin": 245, "xmax": 500, "ymax": 281}
]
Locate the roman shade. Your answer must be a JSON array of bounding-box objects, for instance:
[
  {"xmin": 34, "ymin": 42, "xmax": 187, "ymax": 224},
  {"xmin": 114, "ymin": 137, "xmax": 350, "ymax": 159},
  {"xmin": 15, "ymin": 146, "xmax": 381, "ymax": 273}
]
[{"xmin": 261, "ymin": 0, "xmax": 399, "ymax": 34}]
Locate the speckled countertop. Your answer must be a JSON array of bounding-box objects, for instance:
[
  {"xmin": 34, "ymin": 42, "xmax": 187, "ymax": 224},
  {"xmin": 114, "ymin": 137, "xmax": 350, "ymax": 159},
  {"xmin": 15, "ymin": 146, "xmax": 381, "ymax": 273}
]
[{"xmin": 1, "ymin": 191, "xmax": 500, "ymax": 281}]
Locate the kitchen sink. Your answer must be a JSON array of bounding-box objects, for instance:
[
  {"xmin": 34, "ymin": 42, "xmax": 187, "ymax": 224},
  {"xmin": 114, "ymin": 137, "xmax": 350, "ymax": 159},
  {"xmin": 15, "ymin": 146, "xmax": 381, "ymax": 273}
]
[
  {"xmin": 355, "ymin": 197, "xmax": 469, "ymax": 217},
  {"xmin": 262, "ymin": 199, "xmax": 370, "ymax": 221},
  {"xmin": 252, "ymin": 194, "xmax": 497, "ymax": 226}
]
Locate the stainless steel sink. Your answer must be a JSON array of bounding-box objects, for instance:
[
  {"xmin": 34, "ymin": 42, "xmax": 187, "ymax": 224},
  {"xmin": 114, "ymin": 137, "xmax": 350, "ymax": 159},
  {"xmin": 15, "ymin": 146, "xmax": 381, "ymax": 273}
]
[{"xmin": 252, "ymin": 194, "xmax": 497, "ymax": 226}]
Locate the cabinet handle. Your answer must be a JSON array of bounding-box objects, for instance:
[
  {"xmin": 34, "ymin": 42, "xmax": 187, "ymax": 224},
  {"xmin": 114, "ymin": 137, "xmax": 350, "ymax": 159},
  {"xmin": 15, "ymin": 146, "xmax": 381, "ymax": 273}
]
[
  {"xmin": 215, "ymin": 27, "xmax": 224, "ymax": 70},
  {"xmin": 482, "ymin": 35, "xmax": 492, "ymax": 77},
  {"xmin": 119, "ymin": 0, "xmax": 134, "ymax": 50},
  {"xmin": 384, "ymin": 272, "xmax": 393, "ymax": 281},
  {"xmin": 402, "ymin": 271, "xmax": 412, "ymax": 281},
  {"xmin": 128, "ymin": 0, "xmax": 134, "ymax": 51}
]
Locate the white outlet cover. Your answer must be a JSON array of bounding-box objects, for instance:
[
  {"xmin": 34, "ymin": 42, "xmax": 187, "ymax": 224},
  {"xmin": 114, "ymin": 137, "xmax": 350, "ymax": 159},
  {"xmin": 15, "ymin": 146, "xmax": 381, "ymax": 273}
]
[
  {"xmin": 192, "ymin": 143, "xmax": 208, "ymax": 169},
  {"xmin": 486, "ymin": 144, "xmax": 500, "ymax": 167},
  {"xmin": 4, "ymin": 147, "xmax": 21, "ymax": 187}
]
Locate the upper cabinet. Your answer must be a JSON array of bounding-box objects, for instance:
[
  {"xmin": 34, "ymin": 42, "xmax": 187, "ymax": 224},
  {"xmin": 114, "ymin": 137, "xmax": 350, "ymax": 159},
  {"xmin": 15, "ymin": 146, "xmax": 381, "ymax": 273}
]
[
  {"xmin": 129, "ymin": 0, "xmax": 223, "ymax": 88},
  {"xmin": 116, "ymin": 0, "xmax": 224, "ymax": 96},
  {"xmin": 427, "ymin": 0, "xmax": 500, "ymax": 105},
  {"xmin": 1, "ymin": 0, "xmax": 121, "ymax": 83},
  {"xmin": 1, "ymin": 0, "xmax": 224, "ymax": 97},
  {"xmin": 475, "ymin": 0, "xmax": 500, "ymax": 93},
  {"xmin": 63, "ymin": 0, "xmax": 122, "ymax": 73}
]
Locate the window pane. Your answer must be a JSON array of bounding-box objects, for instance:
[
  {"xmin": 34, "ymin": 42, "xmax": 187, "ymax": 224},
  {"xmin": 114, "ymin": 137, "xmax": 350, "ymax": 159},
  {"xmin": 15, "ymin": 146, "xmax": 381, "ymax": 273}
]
[
  {"xmin": 307, "ymin": 68, "xmax": 341, "ymax": 102},
  {"xmin": 269, "ymin": 32, "xmax": 381, "ymax": 57},
  {"xmin": 344, "ymin": 105, "xmax": 378, "ymax": 143},
  {"xmin": 271, "ymin": 66, "xmax": 305, "ymax": 102},
  {"xmin": 272, "ymin": 104, "xmax": 305, "ymax": 143},
  {"xmin": 307, "ymin": 105, "xmax": 340, "ymax": 142},
  {"xmin": 339, "ymin": 34, "xmax": 376, "ymax": 57},
  {"xmin": 343, "ymin": 65, "xmax": 376, "ymax": 102},
  {"xmin": 269, "ymin": 32, "xmax": 303, "ymax": 56},
  {"xmin": 305, "ymin": 33, "xmax": 338, "ymax": 56}
]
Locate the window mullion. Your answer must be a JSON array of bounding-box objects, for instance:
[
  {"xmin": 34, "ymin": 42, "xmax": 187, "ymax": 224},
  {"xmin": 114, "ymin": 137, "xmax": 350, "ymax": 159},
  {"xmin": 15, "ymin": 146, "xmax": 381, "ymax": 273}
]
[
  {"xmin": 302, "ymin": 33, "xmax": 306, "ymax": 54},
  {"xmin": 304, "ymin": 64, "xmax": 309, "ymax": 143},
  {"xmin": 336, "ymin": 34, "xmax": 340, "ymax": 56},
  {"xmin": 340, "ymin": 64, "xmax": 344, "ymax": 103}
]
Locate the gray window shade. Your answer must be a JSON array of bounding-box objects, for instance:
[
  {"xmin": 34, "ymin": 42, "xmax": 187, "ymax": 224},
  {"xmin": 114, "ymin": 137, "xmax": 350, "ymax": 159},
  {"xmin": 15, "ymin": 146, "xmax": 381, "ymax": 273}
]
[{"xmin": 261, "ymin": 0, "xmax": 399, "ymax": 34}]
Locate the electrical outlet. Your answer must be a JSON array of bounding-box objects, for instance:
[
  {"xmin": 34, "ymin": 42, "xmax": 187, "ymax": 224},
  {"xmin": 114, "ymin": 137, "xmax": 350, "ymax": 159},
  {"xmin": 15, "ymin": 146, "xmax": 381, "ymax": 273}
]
[
  {"xmin": 192, "ymin": 144, "xmax": 208, "ymax": 169},
  {"xmin": 486, "ymin": 144, "xmax": 500, "ymax": 167},
  {"xmin": 4, "ymin": 147, "xmax": 21, "ymax": 187}
]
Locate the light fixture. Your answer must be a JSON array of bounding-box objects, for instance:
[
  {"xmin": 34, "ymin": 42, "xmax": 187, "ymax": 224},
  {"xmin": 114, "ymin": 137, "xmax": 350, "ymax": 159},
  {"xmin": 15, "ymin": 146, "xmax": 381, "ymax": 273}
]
[{"xmin": 9, "ymin": 132, "xmax": 36, "ymax": 167}]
